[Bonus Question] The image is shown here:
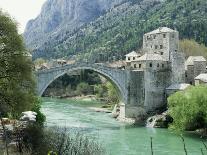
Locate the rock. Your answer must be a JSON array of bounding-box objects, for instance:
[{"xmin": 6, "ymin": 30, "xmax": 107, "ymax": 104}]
[
  {"xmin": 20, "ymin": 111, "xmax": 37, "ymax": 122},
  {"xmin": 146, "ymin": 111, "xmax": 173, "ymax": 128},
  {"xmin": 111, "ymin": 104, "xmax": 119, "ymax": 118}
]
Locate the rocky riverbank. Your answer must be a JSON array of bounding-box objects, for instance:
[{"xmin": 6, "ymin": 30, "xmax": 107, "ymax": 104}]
[{"xmin": 146, "ymin": 111, "xmax": 173, "ymax": 128}]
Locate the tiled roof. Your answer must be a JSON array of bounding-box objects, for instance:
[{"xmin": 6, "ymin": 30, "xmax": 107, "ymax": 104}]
[
  {"xmin": 135, "ymin": 53, "xmax": 167, "ymax": 61},
  {"xmin": 125, "ymin": 51, "xmax": 140, "ymax": 57},
  {"xmin": 145, "ymin": 27, "xmax": 176, "ymax": 35},
  {"xmin": 186, "ymin": 56, "xmax": 206, "ymax": 66},
  {"xmin": 195, "ymin": 74, "xmax": 207, "ymax": 82}
]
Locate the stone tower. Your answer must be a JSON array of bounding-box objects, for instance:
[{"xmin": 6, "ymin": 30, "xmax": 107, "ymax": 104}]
[{"xmin": 143, "ymin": 27, "xmax": 185, "ymax": 83}]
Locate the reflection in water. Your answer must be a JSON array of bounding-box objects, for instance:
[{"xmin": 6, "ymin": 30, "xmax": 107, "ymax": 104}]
[{"xmin": 41, "ymin": 98, "xmax": 205, "ymax": 155}]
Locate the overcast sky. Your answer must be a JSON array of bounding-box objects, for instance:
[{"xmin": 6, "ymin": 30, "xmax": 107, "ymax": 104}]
[{"xmin": 0, "ymin": 0, "xmax": 47, "ymax": 33}]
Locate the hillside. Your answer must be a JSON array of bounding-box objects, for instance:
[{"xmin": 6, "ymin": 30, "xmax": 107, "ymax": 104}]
[{"xmin": 24, "ymin": 0, "xmax": 207, "ymax": 61}]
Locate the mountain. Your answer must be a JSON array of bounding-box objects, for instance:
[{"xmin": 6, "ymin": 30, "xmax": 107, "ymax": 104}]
[
  {"xmin": 24, "ymin": 0, "xmax": 207, "ymax": 61},
  {"xmin": 24, "ymin": 0, "xmax": 125, "ymax": 51}
]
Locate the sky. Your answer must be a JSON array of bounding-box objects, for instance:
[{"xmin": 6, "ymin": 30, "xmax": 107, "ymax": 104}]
[{"xmin": 0, "ymin": 0, "xmax": 47, "ymax": 33}]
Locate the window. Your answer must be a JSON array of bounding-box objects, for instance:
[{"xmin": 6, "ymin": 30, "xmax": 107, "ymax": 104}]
[
  {"xmin": 134, "ymin": 64, "xmax": 137, "ymax": 68},
  {"xmin": 139, "ymin": 64, "xmax": 141, "ymax": 68},
  {"xmin": 160, "ymin": 45, "xmax": 163, "ymax": 49},
  {"xmin": 161, "ymin": 52, "xmax": 164, "ymax": 55},
  {"xmin": 172, "ymin": 34, "xmax": 175, "ymax": 38},
  {"xmin": 153, "ymin": 35, "xmax": 156, "ymax": 39},
  {"xmin": 150, "ymin": 63, "xmax": 152, "ymax": 67},
  {"xmin": 133, "ymin": 57, "xmax": 135, "ymax": 60},
  {"xmin": 163, "ymin": 34, "xmax": 166, "ymax": 38},
  {"xmin": 128, "ymin": 57, "xmax": 130, "ymax": 61},
  {"xmin": 157, "ymin": 63, "xmax": 159, "ymax": 67},
  {"xmin": 162, "ymin": 64, "xmax": 164, "ymax": 68},
  {"xmin": 155, "ymin": 45, "xmax": 158, "ymax": 49}
]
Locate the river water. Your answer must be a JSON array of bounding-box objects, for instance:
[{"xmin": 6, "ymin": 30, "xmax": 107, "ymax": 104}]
[{"xmin": 41, "ymin": 98, "xmax": 206, "ymax": 155}]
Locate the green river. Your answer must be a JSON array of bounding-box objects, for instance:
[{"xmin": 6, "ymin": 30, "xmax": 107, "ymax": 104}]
[{"xmin": 41, "ymin": 98, "xmax": 206, "ymax": 155}]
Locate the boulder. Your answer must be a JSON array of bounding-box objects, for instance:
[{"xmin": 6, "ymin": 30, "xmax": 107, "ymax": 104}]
[{"xmin": 146, "ymin": 111, "xmax": 173, "ymax": 128}]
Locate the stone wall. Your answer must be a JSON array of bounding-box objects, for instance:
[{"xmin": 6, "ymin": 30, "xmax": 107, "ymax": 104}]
[
  {"xmin": 125, "ymin": 70, "xmax": 145, "ymax": 118},
  {"xmin": 144, "ymin": 69, "xmax": 171, "ymax": 112}
]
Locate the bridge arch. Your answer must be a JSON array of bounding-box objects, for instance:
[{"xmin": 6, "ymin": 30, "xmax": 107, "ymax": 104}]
[{"xmin": 36, "ymin": 63, "xmax": 128, "ymax": 104}]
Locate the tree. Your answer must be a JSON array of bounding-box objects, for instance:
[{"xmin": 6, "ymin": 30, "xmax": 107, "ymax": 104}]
[
  {"xmin": 0, "ymin": 10, "xmax": 37, "ymax": 117},
  {"xmin": 180, "ymin": 39, "xmax": 207, "ymax": 59},
  {"xmin": 168, "ymin": 85, "xmax": 207, "ymax": 131},
  {"xmin": 106, "ymin": 82, "xmax": 119, "ymax": 104},
  {"xmin": 76, "ymin": 82, "xmax": 92, "ymax": 95}
]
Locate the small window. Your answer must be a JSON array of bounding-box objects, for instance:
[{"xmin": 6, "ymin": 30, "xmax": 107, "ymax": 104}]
[
  {"xmin": 160, "ymin": 45, "xmax": 163, "ymax": 49},
  {"xmin": 128, "ymin": 57, "xmax": 130, "ymax": 61},
  {"xmin": 151, "ymin": 45, "xmax": 153, "ymax": 48},
  {"xmin": 157, "ymin": 63, "xmax": 159, "ymax": 67},
  {"xmin": 134, "ymin": 64, "xmax": 137, "ymax": 68},
  {"xmin": 133, "ymin": 57, "xmax": 135, "ymax": 60},
  {"xmin": 163, "ymin": 34, "xmax": 166, "ymax": 38},
  {"xmin": 162, "ymin": 64, "xmax": 164, "ymax": 68},
  {"xmin": 153, "ymin": 35, "xmax": 156, "ymax": 39},
  {"xmin": 161, "ymin": 52, "xmax": 164, "ymax": 55},
  {"xmin": 155, "ymin": 45, "xmax": 158, "ymax": 49},
  {"xmin": 172, "ymin": 34, "xmax": 175, "ymax": 38},
  {"xmin": 139, "ymin": 64, "xmax": 141, "ymax": 68},
  {"xmin": 150, "ymin": 63, "xmax": 152, "ymax": 67}
]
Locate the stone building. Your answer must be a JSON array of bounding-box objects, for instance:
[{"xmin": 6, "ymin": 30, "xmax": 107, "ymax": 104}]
[
  {"xmin": 125, "ymin": 27, "xmax": 185, "ymax": 112},
  {"xmin": 185, "ymin": 56, "xmax": 207, "ymax": 85},
  {"xmin": 195, "ymin": 73, "xmax": 207, "ymax": 86}
]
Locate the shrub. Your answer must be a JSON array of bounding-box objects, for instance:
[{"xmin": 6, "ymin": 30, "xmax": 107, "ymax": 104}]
[
  {"xmin": 22, "ymin": 125, "xmax": 104, "ymax": 155},
  {"xmin": 168, "ymin": 85, "xmax": 207, "ymax": 131}
]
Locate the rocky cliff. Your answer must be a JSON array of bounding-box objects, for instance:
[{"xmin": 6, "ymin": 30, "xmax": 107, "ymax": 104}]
[{"xmin": 24, "ymin": 0, "xmax": 125, "ymax": 51}]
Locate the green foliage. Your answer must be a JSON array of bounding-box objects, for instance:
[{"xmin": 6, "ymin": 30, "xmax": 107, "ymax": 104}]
[
  {"xmin": 23, "ymin": 126, "xmax": 104, "ymax": 155},
  {"xmin": 180, "ymin": 39, "xmax": 207, "ymax": 58},
  {"xmin": 76, "ymin": 82, "xmax": 92, "ymax": 95},
  {"xmin": 31, "ymin": 98, "xmax": 46, "ymax": 125},
  {"xmin": 0, "ymin": 10, "xmax": 37, "ymax": 117},
  {"xmin": 168, "ymin": 85, "xmax": 207, "ymax": 131},
  {"xmin": 33, "ymin": 58, "xmax": 47, "ymax": 66},
  {"xmin": 106, "ymin": 82, "xmax": 119, "ymax": 104},
  {"xmin": 33, "ymin": 0, "xmax": 207, "ymax": 61},
  {"xmin": 94, "ymin": 84, "xmax": 107, "ymax": 98}
]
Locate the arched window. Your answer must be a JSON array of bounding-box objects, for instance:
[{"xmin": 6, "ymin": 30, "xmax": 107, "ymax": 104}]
[{"xmin": 150, "ymin": 63, "xmax": 152, "ymax": 67}]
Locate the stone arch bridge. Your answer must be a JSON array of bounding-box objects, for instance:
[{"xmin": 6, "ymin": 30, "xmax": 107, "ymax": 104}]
[{"xmin": 36, "ymin": 62, "xmax": 169, "ymax": 118}]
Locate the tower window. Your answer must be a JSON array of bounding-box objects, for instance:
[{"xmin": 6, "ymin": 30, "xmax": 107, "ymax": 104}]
[
  {"xmin": 133, "ymin": 57, "xmax": 135, "ymax": 60},
  {"xmin": 160, "ymin": 45, "xmax": 163, "ymax": 49},
  {"xmin": 161, "ymin": 52, "xmax": 164, "ymax": 55},
  {"xmin": 155, "ymin": 45, "xmax": 158, "ymax": 49},
  {"xmin": 153, "ymin": 35, "xmax": 156, "ymax": 39},
  {"xmin": 150, "ymin": 63, "xmax": 152, "ymax": 67},
  {"xmin": 157, "ymin": 63, "xmax": 159, "ymax": 67},
  {"xmin": 139, "ymin": 64, "xmax": 142, "ymax": 68},
  {"xmin": 134, "ymin": 64, "xmax": 137, "ymax": 68},
  {"xmin": 128, "ymin": 57, "xmax": 130, "ymax": 61},
  {"xmin": 163, "ymin": 34, "xmax": 166, "ymax": 38}
]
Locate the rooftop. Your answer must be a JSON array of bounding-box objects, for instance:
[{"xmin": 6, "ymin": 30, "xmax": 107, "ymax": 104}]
[
  {"xmin": 186, "ymin": 56, "xmax": 206, "ymax": 66},
  {"xmin": 135, "ymin": 53, "xmax": 167, "ymax": 61},
  {"xmin": 145, "ymin": 27, "xmax": 177, "ymax": 35},
  {"xmin": 195, "ymin": 74, "xmax": 207, "ymax": 82},
  {"xmin": 125, "ymin": 51, "xmax": 140, "ymax": 57},
  {"xmin": 166, "ymin": 83, "xmax": 190, "ymax": 90}
]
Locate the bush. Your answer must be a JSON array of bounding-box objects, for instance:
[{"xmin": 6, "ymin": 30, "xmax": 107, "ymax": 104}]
[
  {"xmin": 22, "ymin": 125, "xmax": 104, "ymax": 155},
  {"xmin": 168, "ymin": 85, "xmax": 207, "ymax": 131},
  {"xmin": 31, "ymin": 98, "xmax": 46, "ymax": 126}
]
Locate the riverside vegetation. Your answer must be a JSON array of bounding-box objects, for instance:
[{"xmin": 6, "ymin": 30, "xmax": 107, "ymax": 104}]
[{"xmin": 0, "ymin": 10, "xmax": 104, "ymax": 155}]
